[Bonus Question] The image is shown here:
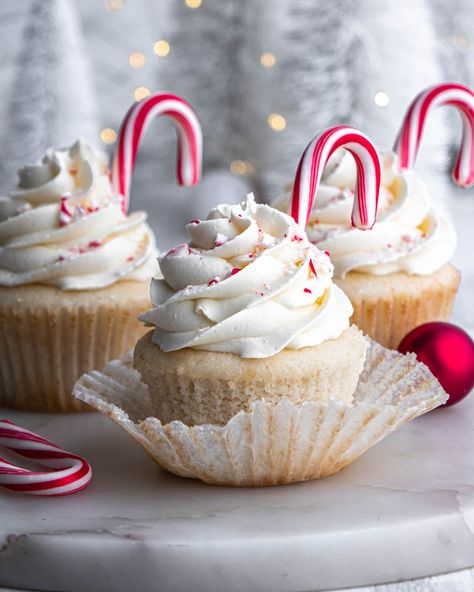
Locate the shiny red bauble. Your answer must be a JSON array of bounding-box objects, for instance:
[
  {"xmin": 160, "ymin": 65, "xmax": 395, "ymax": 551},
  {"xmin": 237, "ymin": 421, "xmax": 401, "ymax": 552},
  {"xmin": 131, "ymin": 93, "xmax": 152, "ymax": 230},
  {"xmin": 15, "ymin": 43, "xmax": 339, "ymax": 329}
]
[{"xmin": 398, "ymin": 322, "xmax": 474, "ymax": 407}]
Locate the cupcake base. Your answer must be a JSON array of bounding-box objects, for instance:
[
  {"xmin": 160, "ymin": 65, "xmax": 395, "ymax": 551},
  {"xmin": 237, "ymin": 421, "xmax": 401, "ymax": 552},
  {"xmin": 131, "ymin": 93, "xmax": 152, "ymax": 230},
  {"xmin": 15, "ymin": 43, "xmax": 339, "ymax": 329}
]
[
  {"xmin": 73, "ymin": 341, "xmax": 447, "ymax": 487},
  {"xmin": 133, "ymin": 326, "xmax": 369, "ymax": 426},
  {"xmin": 334, "ymin": 263, "xmax": 460, "ymax": 350},
  {"xmin": 0, "ymin": 281, "xmax": 150, "ymax": 412}
]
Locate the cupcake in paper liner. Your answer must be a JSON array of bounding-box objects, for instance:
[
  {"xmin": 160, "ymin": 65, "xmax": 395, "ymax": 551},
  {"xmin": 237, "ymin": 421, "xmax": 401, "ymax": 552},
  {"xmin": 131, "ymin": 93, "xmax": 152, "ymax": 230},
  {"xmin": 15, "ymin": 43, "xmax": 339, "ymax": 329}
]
[
  {"xmin": 0, "ymin": 140, "xmax": 158, "ymax": 412},
  {"xmin": 73, "ymin": 340, "xmax": 447, "ymax": 487},
  {"xmin": 273, "ymin": 148, "xmax": 460, "ymax": 350},
  {"xmin": 273, "ymin": 83, "xmax": 474, "ymax": 350},
  {"xmin": 73, "ymin": 193, "xmax": 446, "ymax": 486}
]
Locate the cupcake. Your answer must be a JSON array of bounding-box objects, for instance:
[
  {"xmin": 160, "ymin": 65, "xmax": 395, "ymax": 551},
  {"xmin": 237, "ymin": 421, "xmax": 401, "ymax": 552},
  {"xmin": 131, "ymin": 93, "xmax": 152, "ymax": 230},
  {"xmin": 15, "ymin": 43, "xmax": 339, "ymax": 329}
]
[
  {"xmin": 274, "ymin": 148, "xmax": 460, "ymax": 349},
  {"xmin": 134, "ymin": 194, "xmax": 369, "ymax": 426},
  {"xmin": 0, "ymin": 139, "xmax": 157, "ymax": 411}
]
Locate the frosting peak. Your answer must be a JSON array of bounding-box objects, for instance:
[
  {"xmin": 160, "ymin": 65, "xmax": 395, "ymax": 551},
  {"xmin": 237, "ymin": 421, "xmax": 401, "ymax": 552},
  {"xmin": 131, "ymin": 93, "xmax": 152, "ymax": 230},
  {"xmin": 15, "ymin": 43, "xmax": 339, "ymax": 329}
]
[
  {"xmin": 0, "ymin": 140, "xmax": 157, "ymax": 290},
  {"xmin": 141, "ymin": 194, "xmax": 352, "ymax": 358}
]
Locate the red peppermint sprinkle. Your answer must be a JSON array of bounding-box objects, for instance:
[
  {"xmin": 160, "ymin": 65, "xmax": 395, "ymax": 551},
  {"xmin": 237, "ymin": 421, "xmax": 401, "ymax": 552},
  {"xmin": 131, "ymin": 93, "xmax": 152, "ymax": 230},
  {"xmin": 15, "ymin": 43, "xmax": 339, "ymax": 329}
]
[
  {"xmin": 291, "ymin": 235, "xmax": 304, "ymax": 242},
  {"xmin": 88, "ymin": 240, "xmax": 102, "ymax": 248},
  {"xmin": 304, "ymin": 288, "xmax": 312, "ymax": 294},
  {"xmin": 208, "ymin": 278, "xmax": 218, "ymax": 286},
  {"xmin": 324, "ymin": 250, "xmax": 330, "ymax": 257},
  {"xmin": 189, "ymin": 219, "xmax": 200, "ymax": 224},
  {"xmin": 309, "ymin": 259, "xmax": 318, "ymax": 277},
  {"xmin": 214, "ymin": 241, "xmax": 223, "ymax": 247},
  {"xmin": 402, "ymin": 234, "xmax": 412, "ymax": 243},
  {"xmin": 127, "ymin": 256, "xmax": 134, "ymax": 261},
  {"xmin": 230, "ymin": 267, "xmax": 241, "ymax": 276}
]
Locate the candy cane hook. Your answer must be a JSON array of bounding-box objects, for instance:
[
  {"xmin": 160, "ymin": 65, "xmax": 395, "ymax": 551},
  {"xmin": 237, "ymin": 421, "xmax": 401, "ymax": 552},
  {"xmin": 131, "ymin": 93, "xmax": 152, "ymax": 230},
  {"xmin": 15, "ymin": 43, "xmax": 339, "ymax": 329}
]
[
  {"xmin": 291, "ymin": 125, "xmax": 381, "ymax": 230},
  {"xmin": 112, "ymin": 92, "xmax": 203, "ymax": 212},
  {"xmin": 394, "ymin": 83, "xmax": 474, "ymax": 187},
  {"xmin": 0, "ymin": 420, "xmax": 92, "ymax": 496}
]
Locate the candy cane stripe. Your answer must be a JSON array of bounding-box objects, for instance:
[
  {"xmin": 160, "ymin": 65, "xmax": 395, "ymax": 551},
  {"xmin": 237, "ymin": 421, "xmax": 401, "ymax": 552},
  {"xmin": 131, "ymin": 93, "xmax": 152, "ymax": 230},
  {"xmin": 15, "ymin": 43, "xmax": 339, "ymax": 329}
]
[
  {"xmin": 291, "ymin": 126, "xmax": 381, "ymax": 230},
  {"xmin": 394, "ymin": 83, "xmax": 474, "ymax": 187},
  {"xmin": 112, "ymin": 92, "xmax": 203, "ymax": 212},
  {"xmin": 0, "ymin": 420, "xmax": 92, "ymax": 496}
]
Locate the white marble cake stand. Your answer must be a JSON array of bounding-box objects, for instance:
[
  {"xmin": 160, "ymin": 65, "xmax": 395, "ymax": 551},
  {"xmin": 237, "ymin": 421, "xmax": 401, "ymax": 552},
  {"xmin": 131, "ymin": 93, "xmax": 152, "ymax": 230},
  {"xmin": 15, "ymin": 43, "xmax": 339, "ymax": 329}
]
[{"xmin": 0, "ymin": 390, "xmax": 473, "ymax": 592}]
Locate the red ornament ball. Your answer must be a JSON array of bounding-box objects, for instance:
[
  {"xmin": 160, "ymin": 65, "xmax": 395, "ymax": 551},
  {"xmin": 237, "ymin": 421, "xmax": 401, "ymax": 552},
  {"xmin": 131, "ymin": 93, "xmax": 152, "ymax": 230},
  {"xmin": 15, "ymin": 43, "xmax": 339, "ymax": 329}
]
[{"xmin": 398, "ymin": 322, "xmax": 474, "ymax": 407}]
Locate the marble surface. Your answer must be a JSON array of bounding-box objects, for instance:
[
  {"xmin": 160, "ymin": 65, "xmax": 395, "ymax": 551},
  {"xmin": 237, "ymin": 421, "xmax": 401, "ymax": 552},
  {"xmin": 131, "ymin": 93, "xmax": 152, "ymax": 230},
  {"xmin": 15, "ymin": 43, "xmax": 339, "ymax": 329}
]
[{"xmin": 1, "ymin": 391, "xmax": 474, "ymax": 592}]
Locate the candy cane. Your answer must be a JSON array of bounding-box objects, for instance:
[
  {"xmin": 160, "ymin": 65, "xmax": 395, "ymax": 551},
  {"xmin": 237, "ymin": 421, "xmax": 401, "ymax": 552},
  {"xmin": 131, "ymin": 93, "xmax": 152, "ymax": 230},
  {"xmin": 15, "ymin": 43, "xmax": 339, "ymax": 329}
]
[
  {"xmin": 112, "ymin": 92, "xmax": 203, "ymax": 212},
  {"xmin": 394, "ymin": 83, "xmax": 474, "ymax": 187},
  {"xmin": 0, "ymin": 420, "xmax": 92, "ymax": 496},
  {"xmin": 291, "ymin": 125, "xmax": 381, "ymax": 230}
]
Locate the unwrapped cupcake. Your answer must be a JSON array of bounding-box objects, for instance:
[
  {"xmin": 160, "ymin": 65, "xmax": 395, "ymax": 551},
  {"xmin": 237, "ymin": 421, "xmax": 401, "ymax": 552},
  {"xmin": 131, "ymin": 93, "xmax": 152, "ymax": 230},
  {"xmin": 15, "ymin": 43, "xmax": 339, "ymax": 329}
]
[
  {"xmin": 135, "ymin": 193, "xmax": 368, "ymax": 426},
  {"xmin": 0, "ymin": 140, "xmax": 157, "ymax": 411},
  {"xmin": 74, "ymin": 198, "xmax": 447, "ymax": 486}
]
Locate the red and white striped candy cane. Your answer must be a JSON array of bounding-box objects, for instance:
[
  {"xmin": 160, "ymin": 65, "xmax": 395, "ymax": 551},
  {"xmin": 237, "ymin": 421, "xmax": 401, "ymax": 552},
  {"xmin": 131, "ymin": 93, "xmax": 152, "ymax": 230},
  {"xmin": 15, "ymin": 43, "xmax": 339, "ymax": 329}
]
[
  {"xmin": 291, "ymin": 125, "xmax": 381, "ymax": 230},
  {"xmin": 0, "ymin": 420, "xmax": 92, "ymax": 496},
  {"xmin": 112, "ymin": 92, "xmax": 203, "ymax": 212},
  {"xmin": 394, "ymin": 83, "xmax": 474, "ymax": 187}
]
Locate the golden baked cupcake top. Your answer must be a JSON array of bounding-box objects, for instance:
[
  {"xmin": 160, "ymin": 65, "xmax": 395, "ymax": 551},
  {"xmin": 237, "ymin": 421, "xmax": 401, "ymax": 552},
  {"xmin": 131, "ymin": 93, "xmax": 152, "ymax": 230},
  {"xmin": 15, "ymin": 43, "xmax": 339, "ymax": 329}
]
[
  {"xmin": 273, "ymin": 148, "xmax": 456, "ymax": 278},
  {"xmin": 0, "ymin": 140, "xmax": 157, "ymax": 290},
  {"xmin": 140, "ymin": 194, "xmax": 353, "ymax": 358}
]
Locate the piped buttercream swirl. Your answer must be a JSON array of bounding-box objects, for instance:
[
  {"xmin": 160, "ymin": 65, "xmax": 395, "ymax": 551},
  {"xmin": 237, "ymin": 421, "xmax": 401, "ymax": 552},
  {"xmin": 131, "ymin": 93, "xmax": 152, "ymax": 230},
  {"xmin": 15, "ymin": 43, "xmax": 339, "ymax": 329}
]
[
  {"xmin": 141, "ymin": 194, "xmax": 353, "ymax": 358},
  {"xmin": 0, "ymin": 140, "xmax": 157, "ymax": 290},
  {"xmin": 274, "ymin": 149, "xmax": 456, "ymax": 278}
]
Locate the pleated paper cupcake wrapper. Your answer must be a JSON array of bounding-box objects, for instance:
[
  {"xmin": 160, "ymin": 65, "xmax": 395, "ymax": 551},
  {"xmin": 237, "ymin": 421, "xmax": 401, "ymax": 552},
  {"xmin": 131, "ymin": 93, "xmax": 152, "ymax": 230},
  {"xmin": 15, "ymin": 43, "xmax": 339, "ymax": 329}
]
[
  {"xmin": 0, "ymin": 301, "xmax": 147, "ymax": 412},
  {"xmin": 348, "ymin": 288, "xmax": 457, "ymax": 351},
  {"xmin": 73, "ymin": 340, "xmax": 447, "ymax": 486},
  {"xmin": 335, "ymin": 265, "xmax": 460, "ymax": 350}
]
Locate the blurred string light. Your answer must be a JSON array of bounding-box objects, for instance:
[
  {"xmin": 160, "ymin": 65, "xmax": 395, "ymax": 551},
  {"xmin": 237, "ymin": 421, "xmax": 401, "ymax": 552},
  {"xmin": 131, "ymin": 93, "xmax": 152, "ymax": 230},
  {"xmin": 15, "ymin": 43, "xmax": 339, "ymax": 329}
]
[
  {"xmin": 100, "ymin": 128, "xmax": 117, "ymax": 144},
  {"xmin": 374, "ymin": 91, "xmax": 390, "ymax": 107},
  {"xmin": 185, "ymin": 0, "xmax": 202, "ymax": 8},
  {"xmin": 129, "ymin": 52, "xmax": 145, "ymax": 68},
  {"xmin": 455, "ymin": 33, "xmax": 470, "ymax": 49},
  {"xmin": 154, "ymin": 40, "xmax": 170, "ymax": 57},
  {"xmin": 134, "ymin": 86, "xmax": 151, "ymax": 101},
  {"xmin": 268, "ymin": 113, "xmax": 286, "ymax": 131},
  {"xmin": 230, "ymin": 160, "xmax": 255, "ymax": 176},
  {"xmin": 260, "ymin": 52, "xmax": 276, "ymax": 68},
  {"xmin": 105, "ymin": 0, "xmax": 124, "ymax": 12}
]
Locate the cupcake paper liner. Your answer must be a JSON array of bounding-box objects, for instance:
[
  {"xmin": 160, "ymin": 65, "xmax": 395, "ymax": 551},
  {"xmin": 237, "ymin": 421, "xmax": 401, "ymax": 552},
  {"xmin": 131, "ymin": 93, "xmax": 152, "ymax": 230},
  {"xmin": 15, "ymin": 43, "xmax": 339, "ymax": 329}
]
[
  {"xmin": 73, "ymin": 341, "xmax": 447, "ymax": 486},
  {"xmin": 335, "ymin": 264, "xmax": 460, "ymax": 350},
  {"xmin": 0, "ymin": 287, "xmax": 148, "ymax": 412}
]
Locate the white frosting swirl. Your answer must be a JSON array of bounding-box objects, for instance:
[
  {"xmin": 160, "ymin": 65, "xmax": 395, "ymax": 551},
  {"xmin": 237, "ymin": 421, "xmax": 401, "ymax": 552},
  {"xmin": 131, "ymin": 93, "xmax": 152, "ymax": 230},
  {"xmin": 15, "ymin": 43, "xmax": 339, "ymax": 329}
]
[
  {"xmin": 274, "ymin": 149, "xmax": 457, "ymax": 278},
  {"xmin": 141, "ymin": 194, "xmax": 353, "ymax": 358},
  {"xmin": 0, "ymin": 140, "xmax": 157, "ymax": 290}
]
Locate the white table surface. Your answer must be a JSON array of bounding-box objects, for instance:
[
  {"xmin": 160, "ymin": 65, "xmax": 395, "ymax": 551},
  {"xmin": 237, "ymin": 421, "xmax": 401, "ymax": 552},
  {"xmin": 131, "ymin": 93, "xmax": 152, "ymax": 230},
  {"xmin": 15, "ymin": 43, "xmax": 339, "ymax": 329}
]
[{"xmin": 1, "ymin": 391, "xmax": 474, "ymax": 592}]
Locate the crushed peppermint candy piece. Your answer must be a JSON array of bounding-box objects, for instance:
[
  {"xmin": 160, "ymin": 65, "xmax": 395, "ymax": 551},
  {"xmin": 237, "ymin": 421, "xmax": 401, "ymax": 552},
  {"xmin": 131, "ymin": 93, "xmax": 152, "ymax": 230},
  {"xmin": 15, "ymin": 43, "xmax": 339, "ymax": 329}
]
[
  {"xmin": 208, "ymin": 278, "xmax": 219, "ymax": 286},
  {"xmin": 304, "ymin": 288, "xmax": 312, "ymax": 294},
  {"xmin": 59, "ymin": 195, "xmax": 103, "ymax": 227}
]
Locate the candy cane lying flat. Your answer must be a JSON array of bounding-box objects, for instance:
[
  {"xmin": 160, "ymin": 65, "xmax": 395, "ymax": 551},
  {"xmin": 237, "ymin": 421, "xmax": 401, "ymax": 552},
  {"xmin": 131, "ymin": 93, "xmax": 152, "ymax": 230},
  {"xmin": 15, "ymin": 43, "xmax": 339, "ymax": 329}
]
[
  {"xmin": 0, "ymin": 420, "xmax": 91, "ymax": 496},
  {"xmin": 394, "ymin": 82, "xmax": 474, "ymax": 187},
  {"xmin": 291, "ymin": 125, "xmax": 381, "ymax": 229},
  {"xmin": 112, "ymin": 92, "xmax": 203, "ymax": 212}
]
